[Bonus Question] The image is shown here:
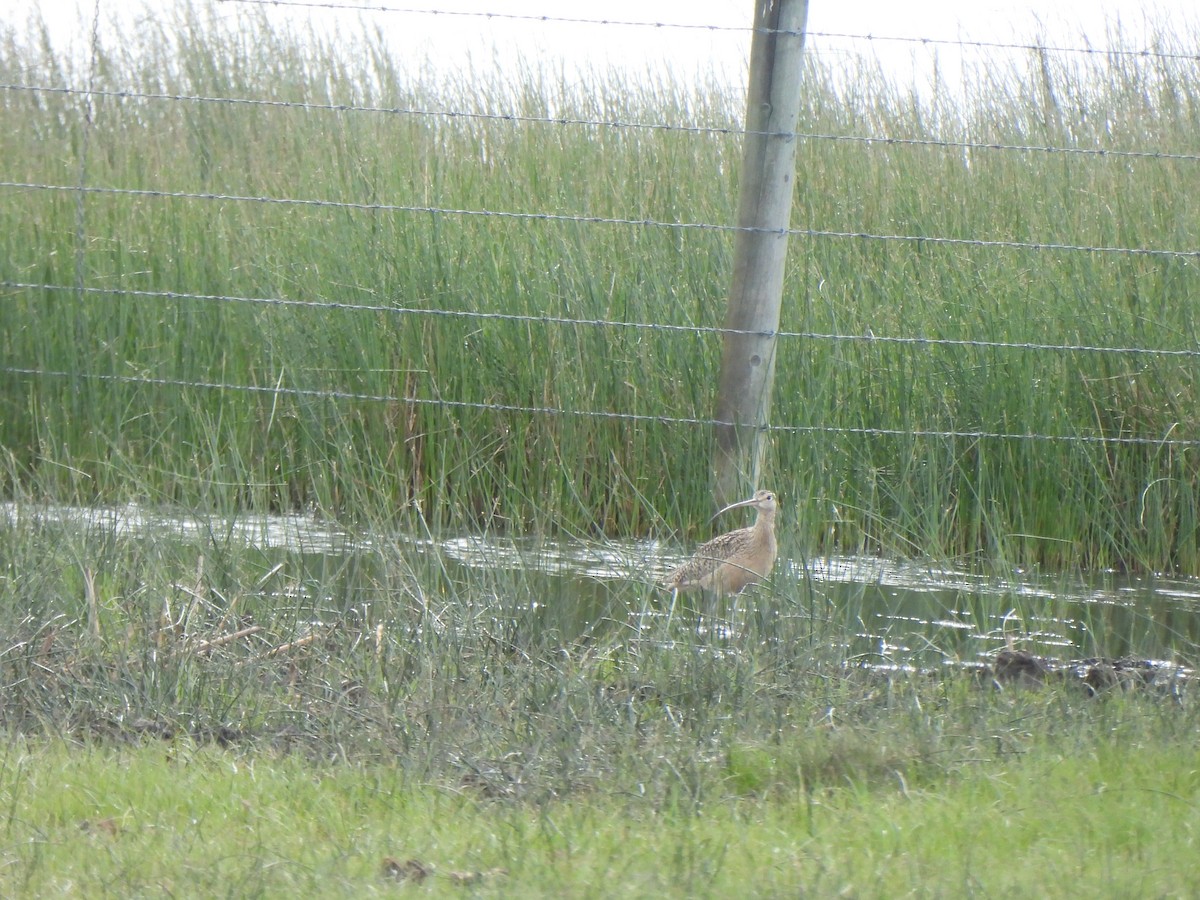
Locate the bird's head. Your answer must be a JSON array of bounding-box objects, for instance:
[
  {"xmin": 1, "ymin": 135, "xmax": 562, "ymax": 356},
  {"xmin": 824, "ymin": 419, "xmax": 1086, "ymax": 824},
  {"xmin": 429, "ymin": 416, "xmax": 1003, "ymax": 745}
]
[{"xmin": 712, "ymin": 489, "xmax": 777, "ymax": 520}]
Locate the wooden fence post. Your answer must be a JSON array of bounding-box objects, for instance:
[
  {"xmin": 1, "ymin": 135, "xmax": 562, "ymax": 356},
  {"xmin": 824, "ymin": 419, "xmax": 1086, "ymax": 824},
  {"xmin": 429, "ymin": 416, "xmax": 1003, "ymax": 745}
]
[{"xmin": 713, "ymin": 0, "xmax": 810, "ymax": 507}]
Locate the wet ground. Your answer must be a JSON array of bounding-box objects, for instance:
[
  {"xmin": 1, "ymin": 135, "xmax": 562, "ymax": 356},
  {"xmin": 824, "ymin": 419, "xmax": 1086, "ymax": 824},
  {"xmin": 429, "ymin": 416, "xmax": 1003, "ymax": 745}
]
[{"xmin": 4, "ymin": 501, "xmax": 1197, "ymax": 687}]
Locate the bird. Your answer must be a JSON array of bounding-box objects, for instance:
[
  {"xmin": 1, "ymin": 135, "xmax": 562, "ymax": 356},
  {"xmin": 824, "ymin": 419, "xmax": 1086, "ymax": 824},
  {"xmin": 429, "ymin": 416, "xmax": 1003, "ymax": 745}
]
[{"xmin": 662, "ymin": 489, "xmax": 778, "ymax": 597}]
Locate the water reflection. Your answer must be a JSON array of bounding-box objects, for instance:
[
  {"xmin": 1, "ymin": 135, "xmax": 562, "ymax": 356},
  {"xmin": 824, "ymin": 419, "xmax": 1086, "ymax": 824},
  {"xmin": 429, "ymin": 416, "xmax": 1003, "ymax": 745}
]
[{"xmin": 3, "ymin": 501, "xmax": 1197, "ymax": 671}]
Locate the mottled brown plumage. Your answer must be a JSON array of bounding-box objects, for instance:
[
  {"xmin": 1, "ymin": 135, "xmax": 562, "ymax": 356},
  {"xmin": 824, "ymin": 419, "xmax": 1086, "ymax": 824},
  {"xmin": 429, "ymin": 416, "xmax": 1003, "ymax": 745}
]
[{"xmin": 662, "ymin": 490, "xmax": 778, "ymax": 596}]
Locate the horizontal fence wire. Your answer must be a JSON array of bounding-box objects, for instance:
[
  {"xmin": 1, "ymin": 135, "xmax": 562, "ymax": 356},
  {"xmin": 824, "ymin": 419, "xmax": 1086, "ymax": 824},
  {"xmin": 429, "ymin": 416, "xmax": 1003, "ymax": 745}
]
[
  {"xmin": 218, "ymin": 0, "xmax": 1200, "ymax": 62},
  {"xmin": 3, "ymin": 181, "xmax": 1198, "ymax": 259},
  {"xmin": 5, "ymin": 280, "xmax": 1200, "ymax": 360},
  {"xmin": 6, "ymin": 82, "xmax": 1200, "ymax": 164},
  {"xmin": 2, "ymin": 365, "xmax": 1194, "ymax": 448},
  {"xmin": 5, "ymin": 4, "xmax": 1200, "ymax": 452}
]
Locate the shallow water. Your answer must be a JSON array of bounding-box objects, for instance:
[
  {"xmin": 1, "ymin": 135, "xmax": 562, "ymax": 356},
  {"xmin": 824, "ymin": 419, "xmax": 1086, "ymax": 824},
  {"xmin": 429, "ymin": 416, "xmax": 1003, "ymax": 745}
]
[{"xmin": 4, "ymin": 500, "xmax": 1198, "ymax": 672}]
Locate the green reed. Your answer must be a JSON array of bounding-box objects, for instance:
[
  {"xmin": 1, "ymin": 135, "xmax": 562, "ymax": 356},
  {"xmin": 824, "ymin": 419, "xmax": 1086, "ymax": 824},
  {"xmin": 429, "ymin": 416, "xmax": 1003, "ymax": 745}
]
[{"xmin": 2, "ymin": 2, "xmax": 1199, "ymax": 571}]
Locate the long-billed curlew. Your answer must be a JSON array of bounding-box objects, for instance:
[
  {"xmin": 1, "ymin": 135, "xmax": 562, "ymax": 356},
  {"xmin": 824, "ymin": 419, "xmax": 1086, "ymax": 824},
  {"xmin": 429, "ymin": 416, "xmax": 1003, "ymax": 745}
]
[{"xmin": 662, "ymin": 490, "xmax": 778, "ymax": 596}]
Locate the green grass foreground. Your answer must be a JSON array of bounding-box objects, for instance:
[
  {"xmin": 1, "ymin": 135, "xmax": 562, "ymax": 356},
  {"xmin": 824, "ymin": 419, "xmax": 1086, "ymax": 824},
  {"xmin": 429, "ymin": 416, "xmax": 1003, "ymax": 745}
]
[
  {"xmin": 2, "ymin": 3, "xmax": 1200, "ymax": 571},
  {"xmin": 3, "ymin": 701, "xmax": 1199, "ymax": 897}
]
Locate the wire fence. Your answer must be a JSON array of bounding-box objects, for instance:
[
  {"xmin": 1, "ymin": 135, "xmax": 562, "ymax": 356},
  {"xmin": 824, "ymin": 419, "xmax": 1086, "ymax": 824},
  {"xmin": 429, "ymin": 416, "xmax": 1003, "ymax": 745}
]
[
  {"xmin": 8, "ymin": 82, "xmax": 1200, "ymax": 162},
  {"xmin": 3, "ymin": 1, "xmax": 1200, "ymax": 451},
  {"xmin": 8, "ymin": 280, "xmax": 1200, "ymax": 358},
  {"xmin": 3, "ymin": 180, "xmax": 1198, "ymax": 259},
  {"xmin": 219, "ymin": 0, "xmax": 1200, "ymax": 62},
  {"xmin": 7, "ymin": 364, "xmax": 1196, "ymax": 449}
]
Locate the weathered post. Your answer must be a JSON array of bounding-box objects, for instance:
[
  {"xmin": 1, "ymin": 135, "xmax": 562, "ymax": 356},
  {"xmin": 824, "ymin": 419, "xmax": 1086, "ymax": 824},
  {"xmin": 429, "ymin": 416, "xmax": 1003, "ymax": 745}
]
[{"xmin": 712, "ymin": 0, "xmax": 809, "ymax": 507}]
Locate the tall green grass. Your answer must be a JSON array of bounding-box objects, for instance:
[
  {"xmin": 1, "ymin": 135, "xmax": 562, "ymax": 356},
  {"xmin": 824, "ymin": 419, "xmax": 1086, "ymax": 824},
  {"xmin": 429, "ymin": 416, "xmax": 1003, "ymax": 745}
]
[{"xmin": 2, "ymin": 2, "xmax": 1200, "ymax": 571}]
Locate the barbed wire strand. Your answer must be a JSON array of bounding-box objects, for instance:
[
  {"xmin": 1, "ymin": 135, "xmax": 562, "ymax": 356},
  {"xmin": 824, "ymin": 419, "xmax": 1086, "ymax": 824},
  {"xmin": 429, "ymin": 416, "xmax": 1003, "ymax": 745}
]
[
  {"xmin": 5, "ymin": 280, "xmax": 1200, "ymax": 360},
  {"xmin": 5, "ymin": 82, "xmax": 1199, "ymax": 164},
  {"xmin": 218, "ymin": 0, "xmax": 1200, "ymax": 62},
  {"xmin": 3, "ymin": 365, "xmax": 1194, "ymax": 448},
  {"xmin": 3, "ymin": 181, "xmax": 1197, "ymax": 259}
]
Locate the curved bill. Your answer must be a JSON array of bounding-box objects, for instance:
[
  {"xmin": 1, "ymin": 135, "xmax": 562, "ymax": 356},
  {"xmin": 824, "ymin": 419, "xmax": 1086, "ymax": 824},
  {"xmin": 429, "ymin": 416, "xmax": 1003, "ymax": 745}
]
[{"xmin": 709, "ymin": 494, "xmax": 761, "ymax": 522}]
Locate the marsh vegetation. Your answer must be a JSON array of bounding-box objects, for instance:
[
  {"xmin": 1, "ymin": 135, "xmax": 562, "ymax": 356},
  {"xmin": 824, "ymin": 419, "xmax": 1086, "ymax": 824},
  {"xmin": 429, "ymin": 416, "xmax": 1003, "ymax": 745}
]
[{"xmin": 2, "ymin": 3, "xmax": 1199, "ymax": 895}]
